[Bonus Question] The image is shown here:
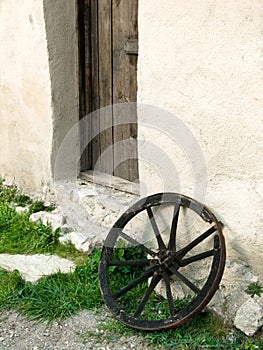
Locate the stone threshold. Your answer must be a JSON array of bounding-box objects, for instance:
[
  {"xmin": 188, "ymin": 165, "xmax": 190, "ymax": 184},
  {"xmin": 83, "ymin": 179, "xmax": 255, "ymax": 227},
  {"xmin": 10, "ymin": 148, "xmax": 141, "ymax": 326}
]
[{"xmin": 79, "ymin": 170, "xmax": 140, "ymax": 195}]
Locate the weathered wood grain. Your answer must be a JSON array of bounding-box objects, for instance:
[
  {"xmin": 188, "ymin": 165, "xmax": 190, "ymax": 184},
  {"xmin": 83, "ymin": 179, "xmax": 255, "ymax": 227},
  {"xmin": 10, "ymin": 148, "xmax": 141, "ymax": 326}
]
[{"xmin": 80, "ymin": 0, "xmax": 138, "ymax": 181}]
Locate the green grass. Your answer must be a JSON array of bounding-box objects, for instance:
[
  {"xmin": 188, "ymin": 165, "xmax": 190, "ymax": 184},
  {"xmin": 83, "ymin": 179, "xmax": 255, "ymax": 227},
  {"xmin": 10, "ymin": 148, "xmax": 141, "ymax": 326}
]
[
  {"xmin": 0, "ymin": 183, "xmax": 57, "ymax": 254},
  {"xmin": 0, "ymin": 184, "xmax": 85, "ymax": 262},
  {"xmin": 0, "ymin": 269, "xmax": 25, "ymax": 308},
  {"xmin": 0, "ymin": 182, "xmax": 97, "ymax": 320},
  {"xmin": 28, "ymin": 200, "xmax": 56, "ymax": 214},
  {"xmin": 0, "ymin": 181, "xmax": 262, "ymax": 349},
  {"xmin": 245, "ymin": 282, "xmax": 263, "ymax": 298},
  {"xmin": 0, "ymin": 249, "xmax": 103, "ymax": 321},
  {"xmin": 0, "ymin": 202, "xmax": 60, "ymax": 255}
]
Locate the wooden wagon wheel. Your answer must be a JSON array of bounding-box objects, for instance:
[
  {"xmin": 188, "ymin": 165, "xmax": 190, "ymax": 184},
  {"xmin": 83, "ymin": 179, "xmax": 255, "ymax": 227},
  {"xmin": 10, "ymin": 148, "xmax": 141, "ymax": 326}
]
[{"xmin": 99, "ymin": 193, "xmax": 226, "ymax": 331}]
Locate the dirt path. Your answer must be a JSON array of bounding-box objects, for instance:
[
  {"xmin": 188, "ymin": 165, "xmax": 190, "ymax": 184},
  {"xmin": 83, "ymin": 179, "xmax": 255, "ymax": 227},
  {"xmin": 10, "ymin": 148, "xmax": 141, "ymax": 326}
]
[{"xmin": 0, "ymin": 309, "xmax": 155, "ymax": 350}]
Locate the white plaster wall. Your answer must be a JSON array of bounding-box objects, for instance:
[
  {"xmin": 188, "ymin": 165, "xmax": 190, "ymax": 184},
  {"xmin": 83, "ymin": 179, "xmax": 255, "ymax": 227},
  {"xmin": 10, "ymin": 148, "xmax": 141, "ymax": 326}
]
[
  {"xmin": 0, "ymin": 0, "xmax": 53, "ymax": 194},
  {"xmin": 138, "ymin": 0, "xmax": 263, "ymax": 278},
  {"xmin": 0, "ymin": 0, "xmax": 79, "ymax": 195}
]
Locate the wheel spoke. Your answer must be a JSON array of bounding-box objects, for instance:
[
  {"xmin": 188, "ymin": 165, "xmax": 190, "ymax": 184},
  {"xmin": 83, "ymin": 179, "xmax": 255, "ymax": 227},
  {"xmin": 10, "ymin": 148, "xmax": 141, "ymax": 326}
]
[
  {"xmin": 169, "ymin": 266, "xmax": 200, "ymax": 294},
  {"xmin": 214, "ymin": 234, "xmax": 220, "ymax": 249},
  {"xmin": 168, "ymin": 204, "xmax": 180, "ymax": 251},
  {"xmin": 147, "ymin": 208, "xmax": 166, "ymax": 250},
  {"xmin": 119, "ymin": 231, "xmax": 157, "ymax": 257},
  {"xmin": 162, "ymin": 272, "xmax": 175, "ymax": 316},
  {"xmin": 108, "ymin": 259, "xmax": 154, "ymax": 267},
  {"xmin": 134, "ymin": 274, "xmax": 162, "ymax": 318},
  {"xmin": 179, "ymin": 250, "xmax": 215, "ymax": 267},
  {"xmin": 113, "ymin": 267, "xmax": 155, "ymax": 299},
  {"xmin": 176, "ymin": 225, "xmax": 217, "ymax": 259}
]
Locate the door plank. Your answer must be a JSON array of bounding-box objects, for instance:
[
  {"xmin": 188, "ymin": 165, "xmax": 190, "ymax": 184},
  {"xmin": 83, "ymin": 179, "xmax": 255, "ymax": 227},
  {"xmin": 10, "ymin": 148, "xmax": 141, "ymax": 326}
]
[
  {"xmin": 112, "ymin": 0, "xmax": 138, "ymax": 181},
  {"xmin": 97, "ymin": 0, "xmax": 113, "ymax": 174},
  {"xmin": 127, "ymin": 0, "xmax": 139, "ymax": 182},
  {"xmin": 90, "ymin": 0, "xmax": 100, "ymax": 169},
  {"xmin": 79, "ymin": 0, "xmax": 91, "ymax": 170}
]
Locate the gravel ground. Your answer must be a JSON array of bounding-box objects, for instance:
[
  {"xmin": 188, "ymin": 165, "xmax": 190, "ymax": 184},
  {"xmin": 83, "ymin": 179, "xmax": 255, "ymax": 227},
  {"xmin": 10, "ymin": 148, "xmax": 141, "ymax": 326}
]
[{"xmin": 0, "ymin": 308, "xmax": 156, "ymax": 350}]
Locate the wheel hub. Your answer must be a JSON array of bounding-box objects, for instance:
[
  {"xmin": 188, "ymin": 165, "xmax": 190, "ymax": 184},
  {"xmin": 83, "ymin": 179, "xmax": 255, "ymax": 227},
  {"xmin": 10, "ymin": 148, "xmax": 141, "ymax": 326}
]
[{"xmin": 156, "ymin": 251, "xmax": 180, "ymax": 274}]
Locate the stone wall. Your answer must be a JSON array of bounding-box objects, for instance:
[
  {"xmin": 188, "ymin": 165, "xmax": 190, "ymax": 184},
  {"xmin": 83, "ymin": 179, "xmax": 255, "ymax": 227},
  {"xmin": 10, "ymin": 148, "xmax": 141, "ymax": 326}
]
[{"xmin": 137, "ymin": 0, "xmax": 263, "ymax": 279}]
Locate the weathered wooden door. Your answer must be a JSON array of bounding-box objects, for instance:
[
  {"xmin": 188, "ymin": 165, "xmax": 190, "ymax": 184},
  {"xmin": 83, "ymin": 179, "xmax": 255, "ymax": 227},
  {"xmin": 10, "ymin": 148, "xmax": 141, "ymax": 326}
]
[{"xmin": 79, "ymin": 0, "xmax": 138, "ymax": 182}]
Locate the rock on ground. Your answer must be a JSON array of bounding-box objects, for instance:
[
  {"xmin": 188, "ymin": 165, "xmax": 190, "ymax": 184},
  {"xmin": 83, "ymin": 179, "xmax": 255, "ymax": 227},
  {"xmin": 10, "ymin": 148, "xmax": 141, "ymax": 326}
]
[
  {"xmin": 234, "ymin": 296, "xmax": 263, "ymax": 336},
  {"xmin": 30, "ymin": 211, "xmax": 66, "ymax": 231},
  {"xmin": 208, "ymin": 259, "xmax": 259, "ymax": 322},
  {"xmin": 59, "ymin": 232, "xmax": 91, "ymax": 252},
  {"xmin": 0, "ymin": 254, "xmax": 75, "ymax": 283}
]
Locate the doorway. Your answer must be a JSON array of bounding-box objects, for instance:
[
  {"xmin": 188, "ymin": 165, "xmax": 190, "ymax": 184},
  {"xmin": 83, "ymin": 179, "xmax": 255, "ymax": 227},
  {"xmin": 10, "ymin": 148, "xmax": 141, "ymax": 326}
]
[{"xmin": 78, "ymin": 0, "xmax": 138, "ymax": 182}]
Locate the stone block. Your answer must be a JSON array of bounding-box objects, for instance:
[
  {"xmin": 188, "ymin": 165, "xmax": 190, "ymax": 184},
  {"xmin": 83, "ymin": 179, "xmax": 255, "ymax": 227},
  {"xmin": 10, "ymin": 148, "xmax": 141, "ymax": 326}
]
[
  {"xmin": 30, "ymin": 210, "xmax": 66, "ymax": 231},
  {"xmin": 0, "ymin": 254, "xmax": 75, "ymax": 283},
  {"xmin": 59, "ymin": 232, "xmax": 91, "ymax": 252},
  {"xmin": 15, "ymin": 206, "xmax": 29, "ymax": 214},
  {"xmin": 234, "ymin": 297, "xmax": 263, "ymax": 336}
]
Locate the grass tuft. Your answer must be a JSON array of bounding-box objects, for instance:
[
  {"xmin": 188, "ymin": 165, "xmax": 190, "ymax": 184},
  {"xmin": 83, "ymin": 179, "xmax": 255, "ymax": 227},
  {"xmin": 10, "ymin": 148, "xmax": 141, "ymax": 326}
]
[
  {"xmin": 0, "ymin": 184, "xmax": 17, "ymax": 203},
  {"xmin": 245, "ymin": 282, "xmax": 263, "ymax": 298},
  {"xmin": 14, "ymin": 194, "xmax": 32, "ymax": 207},
  {"xmin": 28, "ymin": 200, "xmax": 55, "ymax": 214},
  {"xmin": 0, "ymin": 202, "xmax": 60, "ymax": 255},
  {"xmin": 0, "ymin": 269, "xmax": 25, "ymax": 310}
]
